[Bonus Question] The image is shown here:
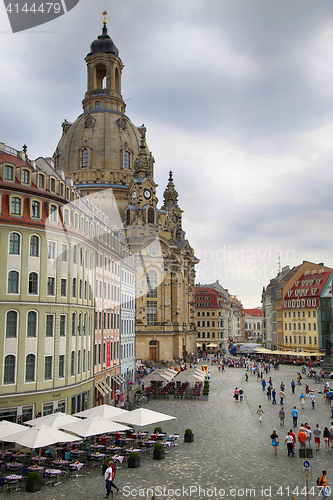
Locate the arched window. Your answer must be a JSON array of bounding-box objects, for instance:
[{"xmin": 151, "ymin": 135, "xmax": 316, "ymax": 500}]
[
  {"xmin": 123, "ymin": 151, "xmax": 130, "ymax": 169},
  {"xmin": 125, "ymin": 209, "xmax": 130, "ymax": 226},
  {"xmin": 72, "ymin": 277, "xmax": 77, "ymax": 298},
  {"xmin": 95, "ymin": 101, "xmax": 101, "ymax": 108},
  {"xmin": 71, "ymin": 351, "xmax": 75, "ymax": 376},
  {"xmin": 8, "ymin": 271, "xmax": 19, "ymax": 293},
  {"xmin": 147, "ymin": 270, "xmax": 157, "ymax": 298},
  {"xmin": 11, "ymin": 197, "xmax": 21, "ymax": 215},
  {"xmin": 27, "ymin": 311, "xmax": 37, "ymax": 337},
  {"xmin": 6, "ymin": 310, "xmax": 17, "ymax": 338},
  {"xmin": 72, "ymin": 312, "xmax": 76, "ymax": 336},
  {"xmin": 82, "ymin": 148, "xmax": 89, "ymax": 168},
  {"xmin": 115, "ymin": 68, "xmax": 120, "ymax": 92},
  {"xmin": 83, "ymin": 349, "xmax": 86, "ymax": 372},
  {"xmin": 78, "ymin": 350, "xmax": 81, "ymax": 374},
  {"xmin": 257, "ymin": 322, "xmax": 260, "ymax": 330},
  {"xmin": 28, "ymin": 272, "xmax": 38, "ymax": 294},
  {"xmin": 9, "ymin": 233, "xmax": 20, "ymax": 254},
  {"xmin": 4, "ymin": 355, "xmax": 15, "ymax": 384},
  {"xmin": 25, "ymin": 354, "xmax": 35, "ymax": 382},
  {"xmin": 148, "ymin": 207, "xmax": 154, "ymax": 224},
  {"xmin": 78, "ymin": 313, "xmax": 82, "ymax": 335},
  {"xmin": 30, "ymin": 235, "xmax": 39, "ymax": 257}
]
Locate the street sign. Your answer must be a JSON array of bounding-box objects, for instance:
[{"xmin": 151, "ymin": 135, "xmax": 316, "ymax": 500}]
[
  {"xmin": 302, "ymin": 471, "xmax": 312, "ymax": 481},
  {"xmin": 302, "ymin": 460, "xmax": 311, "ymax": 471}
]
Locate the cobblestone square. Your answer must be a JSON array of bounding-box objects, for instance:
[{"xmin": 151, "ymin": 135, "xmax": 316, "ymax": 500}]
[{"xmin": 2, "ymin": 363, "xmax": 332, "ymax": 499}]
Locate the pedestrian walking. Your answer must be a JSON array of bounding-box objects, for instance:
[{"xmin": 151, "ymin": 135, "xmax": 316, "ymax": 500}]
[
  {"xmin": 323, "ymin": 427, "xmax": 330, "ymax": 451},
  {"xmin": 298, "ymin": 428, "xmax": 307, "ymax": 449},
  {"xmin": 239, "ymin": 388, "xmax": 244, "ymax": 402},
  {"xmin": 104, "ymin": 461, "xmax": 114, "ymax": 498},
  {"xmin": 291, "ymin": 406, "xmax": 298, "ymax": 427},
  {"xmin": 234, "ymin": 387, "xmax": 239, "ymax": 402},
  {"xmin": 267, "ymin": 385, "xmax": 272, "ymax": 401},
  {"xmin": 245, "ymin": 371, "xmax": 248, "ymax": 381},
  {"xmin": 314, "ymin": 424, "xmax": 321, "ymax": 451},
  {"xmin": 257, "ymin": 405, "xmax": 264, "ymax": 422},
  {"xmin": 291, "ymin": 380, "xmax": 296, "ymax": 393},
  {"xmin": 306, "ymin": 425, "xmax": 312, "ymax": 448},
  {"xmin": 270, "ymin": 430, "xmax": 279, "ymax": 455},
  {"xmin": 262, "ymin": 379, "xmax": 266, "ymax": 392},
  {"xmin": 289, "ymin": 429, "xmax": 296, "ymax": 455},
  {"xmin": 330, "ymin": 422, "xmax": 333, "ymax": 448},
  {"xmin": 310, "ymin": 392, "xmax": 315, "ymax": 409},
  {"xmin": 272, "ymin": 388, "xmax": 277, "ymax": 404},
  {"xmin": 285, "ymin": 431, "xmax": 294, "ymax": 457},
  {"xmin": 300, "ymin": 393, "xmax": 305, "ymax": 409},
  {"xmin": 279, "ymin": 407, "xmax": 285, "ymax": 426},
  {"xmin": 279, "ymin": 389, "xmax": 285, "ymax": 405},
  {"xmin": 305, "ymin": 384, "xmax": 310, "ymax": 394},
  {"xmin": 318, "ymin": 470, "xmax": 328, "ymax": 499}
]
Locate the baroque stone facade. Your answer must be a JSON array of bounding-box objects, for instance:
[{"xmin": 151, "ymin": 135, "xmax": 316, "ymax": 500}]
[{"xmin": 56, "ymin": 19, "xmax": 199, "ymax": 364}]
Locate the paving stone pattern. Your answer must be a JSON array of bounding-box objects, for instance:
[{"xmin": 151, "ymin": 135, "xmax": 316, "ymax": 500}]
[{"xmin": 2, "ymin": 363, "xmax": 333, "ymax": 499}]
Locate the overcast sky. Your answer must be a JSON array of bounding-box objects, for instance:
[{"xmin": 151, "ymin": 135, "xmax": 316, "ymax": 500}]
[{"xmin": 1, "ymin": 0, "xmax": 333, "ymax": 307}]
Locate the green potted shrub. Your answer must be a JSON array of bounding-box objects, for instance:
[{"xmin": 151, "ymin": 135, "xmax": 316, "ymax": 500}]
[
  {"xmin": 153, "ymin": 442, "xmax": 164, "ymax": 460},
  {"xmin": 184, "ymin": 428, "xmax": 194, "ymax": 443},
  {"xmin": 128, "ymin": 451, "xmax": 140, "ymax": 468},
  {"xmin": 154, "ymin": 426, "xmax": 162, "ymax": 434},
  {"xmin": 26, "ymin": 471, "xmax": 41, "ymax": 492},
  {"xmin": 168, "ymin": 389, "xmax": 175, "ymax": 400},
  {"xmin": 126, "ymin": 424, "xmax": 135, "ymax": 438}
]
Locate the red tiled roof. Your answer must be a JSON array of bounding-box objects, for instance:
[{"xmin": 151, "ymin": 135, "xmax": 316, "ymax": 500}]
[{"xmin": 244, "ymin": 309, "xmax": 262, "ymax": 317}]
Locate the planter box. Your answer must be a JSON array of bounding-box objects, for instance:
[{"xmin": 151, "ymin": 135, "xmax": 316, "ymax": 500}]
[
  {"xmin": 184, "ymin": 433, "xmax": 194, "ymax": 443},
  {"xmin": 26, "ymin": 480, "xmax": 42, "ymax": 492},
  {"xmin": 153, "ymin": 449, "xmax": 165, "ymax": 460},
  {"xmin": 168, "ymin": 394, "xmax": 174, "ymax": 400},
  {"xmin": 128, "ymin": 456, "xmax": 140, "ymax": 468},
  {"xmin": 202, "ymin": 395, "xmax": 209, "ymax": 401}
]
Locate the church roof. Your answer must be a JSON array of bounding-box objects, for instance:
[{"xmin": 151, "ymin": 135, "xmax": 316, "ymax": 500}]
[{"xmin": 88, "ymin": 25, "xmax": 119, "ymax": 56}]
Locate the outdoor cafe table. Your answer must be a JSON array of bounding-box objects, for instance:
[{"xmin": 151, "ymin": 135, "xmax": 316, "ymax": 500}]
[
  {"xmin": 32, "ymin": 456, "xmax": 47, "ymax": 462},
  {"xmin": 53, "ymin": 459, "xmax": 70, "ymax": 466},
  {"xmin": 151, "ymin": 434, "xmax": 166, "ymax": 440},
  {"xmin": 27, "ymin": 466, "xmax": 44, "ymax": 472},
  {"xmin": 44, "ymin": 468, "xmax": 62, "ymax": 486},
  {"xmin": 68, "ymin": 462, "xmax": 84, "ymax": 471},
  {"xmin": 71, "ymin": 450, "xmax": 85, "ymax": 456},
  {"xmin": 6, "ymin": 462, "xmax": 23, "ymax": 470},
  {"xmin": 125, "ymin": 448, "xmax": 141, "ymax": 453},
  {"xmin": 106, "ymin": 446, "xmax": 122, "ymax": 453},
  {"xmin": 10, "ymin": 453, "xmax": 26, "ymax": 459},
  {"xmin": 118, "ymin": 437, "xmax": 135, "ymax": 444}
]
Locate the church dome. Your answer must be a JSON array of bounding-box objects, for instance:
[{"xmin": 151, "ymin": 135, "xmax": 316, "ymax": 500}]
[
  {"xmin": 56, "ymin": 110, "xmax": 144, "ymax": 175},
  {"xmin": 89, "ymin": 27, "xmax": 119, "ymax": 56}
]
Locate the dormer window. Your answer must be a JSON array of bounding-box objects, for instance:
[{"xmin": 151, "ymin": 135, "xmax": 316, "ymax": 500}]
[
  {"xmin": 22, "ymin": 169, "xmax": 30, "ymax": 184},
  {"xmin": 82, "ymin": 148, "xmax": 89, "ymax": 168},
  {"xmin": 50, "ymin": 178, "xmax": 55, "ymax": 192},
  {"xmin": 4, "ymin": 165, "xmax": 13, "ymax": 181},
  {"xmin": 38, "ymin": 174, "xmax": 45, "ymax": 188}
]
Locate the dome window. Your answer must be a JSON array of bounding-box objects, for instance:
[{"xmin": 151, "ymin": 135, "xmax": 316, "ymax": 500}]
[
  {"xmin": 123, "ymin": 151, "xmax": 130, "ymax": 169},
  {"xmin": 82, "ymin": 148, "xmax": 89, "ymax": 168},
  {"xmin": 95, "ymin": 101, "xmax": 101, "ymax": 108}
]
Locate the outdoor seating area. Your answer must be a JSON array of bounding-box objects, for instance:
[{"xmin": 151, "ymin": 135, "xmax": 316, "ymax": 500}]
[{"xmin": 0, "ymin": 406, "xmax": 179, "ymax": 491}]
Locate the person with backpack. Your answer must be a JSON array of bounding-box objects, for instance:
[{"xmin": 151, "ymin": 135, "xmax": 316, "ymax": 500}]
[{"xmin": 317, "ymin": 470, "xmax": 327, "ymax": 499}]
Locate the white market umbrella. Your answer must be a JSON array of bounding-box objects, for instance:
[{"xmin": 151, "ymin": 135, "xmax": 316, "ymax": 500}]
[
  {"xmin": 74, "ymin": 405, "xmax": 128, "ymax": 420},
  {"xmin": 175, "ymin": 371, "xmax": 205, "ymax": 383},
  {"xmin": 157, "ymin": 368, "xmax": 177, "ymax": 378},
  {"xmin": 25, "ymin": 412, "xmax": 80, "ymax": 429},
  {"xmin": 0, "ymin": 420, "xmax": 25, "ymax": 439},
  {"xmin": 112, "ymin": 408, "xmax": 176, "ymax": 428},
  {"xmin": 60, "ymin": 416, "xmax": 131, "ymax": 438},
  {"xmin": 5, "ymin": 424, "xmax": 80, "ymax": 449},
  {"xmin": 143, "ymin": 372, "xmax": 173, "ymax": 383}
]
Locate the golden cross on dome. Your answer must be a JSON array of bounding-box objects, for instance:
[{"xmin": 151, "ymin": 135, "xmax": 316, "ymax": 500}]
[{"xmin": 103, "ymin": 10, "xmax": 108, "ymax": 26}]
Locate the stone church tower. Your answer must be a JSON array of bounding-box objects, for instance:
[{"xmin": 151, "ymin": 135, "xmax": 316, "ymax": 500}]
[{"xmin": 55, "ymin": 16, "xmax": 199, "ymax": 363}]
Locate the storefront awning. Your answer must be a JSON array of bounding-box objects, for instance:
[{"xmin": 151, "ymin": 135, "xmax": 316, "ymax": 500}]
[
  {"xmin": 100, "ymin": 380, "xmax": 112, "ymax": 393},
  {"xmin": 111, "ymin": 373, "xmax": 125, "ymax": 385},
  {"xmin": 95, "ymin": 381, "xmax": 107, "ymax": 396}
]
